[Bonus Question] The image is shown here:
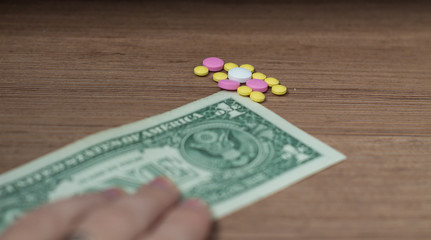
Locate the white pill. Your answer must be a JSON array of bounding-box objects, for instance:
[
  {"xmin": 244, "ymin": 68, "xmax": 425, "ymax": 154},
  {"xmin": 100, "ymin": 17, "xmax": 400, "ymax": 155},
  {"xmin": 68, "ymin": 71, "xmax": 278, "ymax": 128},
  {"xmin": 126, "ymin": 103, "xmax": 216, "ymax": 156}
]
[{"xmin": 228, "ymin": 67, "xmax": 252, "ymax": 83}]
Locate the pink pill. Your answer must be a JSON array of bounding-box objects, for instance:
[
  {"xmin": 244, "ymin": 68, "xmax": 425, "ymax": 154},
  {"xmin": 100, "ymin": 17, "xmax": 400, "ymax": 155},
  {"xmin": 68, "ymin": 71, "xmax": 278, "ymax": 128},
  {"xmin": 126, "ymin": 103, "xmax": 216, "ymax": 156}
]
[
  {"xmin": 246, "ymin": 79, "xmax": 268, "ymax": 92},
  {"xmin": 218, "ymin": 79, "xmax": 240, "ymax": 91},
  {"xmin": 203, "ymin": 57, "xmax": 224, "ymax": 71}
]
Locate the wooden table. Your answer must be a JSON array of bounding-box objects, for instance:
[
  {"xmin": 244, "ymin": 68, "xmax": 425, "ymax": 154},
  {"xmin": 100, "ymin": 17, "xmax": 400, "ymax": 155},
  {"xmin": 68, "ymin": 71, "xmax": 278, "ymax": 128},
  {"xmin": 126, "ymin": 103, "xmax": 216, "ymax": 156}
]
[{"xmin": 1, "ymin": 1, "xmax": 430, "ymax": 239}]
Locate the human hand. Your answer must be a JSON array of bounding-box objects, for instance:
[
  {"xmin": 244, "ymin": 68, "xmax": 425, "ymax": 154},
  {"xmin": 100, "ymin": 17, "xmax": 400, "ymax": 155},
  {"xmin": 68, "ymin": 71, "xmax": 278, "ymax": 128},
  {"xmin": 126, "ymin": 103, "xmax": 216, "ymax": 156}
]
[{"xmin": 1, "ymin": 177, "xmax": 212, "ymax": 240}]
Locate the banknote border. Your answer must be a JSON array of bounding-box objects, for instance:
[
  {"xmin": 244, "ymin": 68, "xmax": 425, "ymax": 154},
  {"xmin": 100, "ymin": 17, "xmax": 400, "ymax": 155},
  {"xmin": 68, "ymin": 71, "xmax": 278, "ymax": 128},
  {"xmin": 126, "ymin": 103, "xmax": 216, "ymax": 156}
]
[
  {"xmin": 207, "ymin": 94, "xmax": 346, "ymax": 218},
  {"xmin": 0, "ymin": 91, "xmax": 345, "ymax": 218}
]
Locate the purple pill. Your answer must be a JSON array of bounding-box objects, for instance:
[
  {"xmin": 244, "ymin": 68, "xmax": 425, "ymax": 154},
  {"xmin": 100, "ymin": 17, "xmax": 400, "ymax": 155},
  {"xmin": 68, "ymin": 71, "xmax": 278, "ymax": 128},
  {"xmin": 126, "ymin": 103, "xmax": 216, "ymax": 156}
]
[
  {"xmin": 246, "ymin": 79, "xmax": 268, "ymax": 92},
  {"xmin": 203, "ymin": 57, "xmax": 224, "ymax": 71},
  {"xmin": 218, "ymin": 79, "xmax": 240, "ymax": 91}
]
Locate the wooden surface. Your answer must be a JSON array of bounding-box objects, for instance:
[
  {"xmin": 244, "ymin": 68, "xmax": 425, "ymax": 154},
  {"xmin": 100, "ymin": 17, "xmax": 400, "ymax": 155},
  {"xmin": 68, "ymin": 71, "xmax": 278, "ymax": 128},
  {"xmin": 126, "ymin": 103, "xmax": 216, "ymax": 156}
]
[{"xmin": 1, "ymin": 1, "xmax": 431, "ymax": 239}]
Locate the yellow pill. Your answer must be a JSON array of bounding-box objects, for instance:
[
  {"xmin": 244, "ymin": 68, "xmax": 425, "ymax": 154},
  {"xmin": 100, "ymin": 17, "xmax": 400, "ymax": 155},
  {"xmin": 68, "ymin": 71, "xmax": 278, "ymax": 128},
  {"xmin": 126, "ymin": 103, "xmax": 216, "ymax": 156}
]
[
  {"xmin": 194, "ymin": 66, "xmax": 209, "ymax": 76},
  {"xmin": 237, "ymin": 86, "xmax": 252, "ymax": 96},
  {"xmin": 213, "ymin": 72, "xmax": 228, "ymax": 82},
  {"xmin": 272, "ymin": 84, "xmax": 287, "ymax": 95},
  {"xmin": 252, "ymin": 72, "xmax": 266, "ymax": 80},
  {"xmin": 224, "ymin": 62, "xmax": 238, "ymax": 72},
  {"xmin": 250, "ymin": 91, "xmax": 265, "ymax": 103},
  {"xmin": 265, "ymin": 77, "xmax": 279, "ymax": 87},
  {"xmin": 240, "ymin": 64, "xmax": 255, "ymax": 73}
]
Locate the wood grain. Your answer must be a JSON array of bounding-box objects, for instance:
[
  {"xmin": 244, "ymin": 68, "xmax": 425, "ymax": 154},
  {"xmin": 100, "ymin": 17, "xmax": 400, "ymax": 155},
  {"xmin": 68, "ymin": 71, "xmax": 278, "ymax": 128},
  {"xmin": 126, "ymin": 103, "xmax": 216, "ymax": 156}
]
[{"xmin": 1, "ymin": 1, "xmax": 430, "ymax": 239}]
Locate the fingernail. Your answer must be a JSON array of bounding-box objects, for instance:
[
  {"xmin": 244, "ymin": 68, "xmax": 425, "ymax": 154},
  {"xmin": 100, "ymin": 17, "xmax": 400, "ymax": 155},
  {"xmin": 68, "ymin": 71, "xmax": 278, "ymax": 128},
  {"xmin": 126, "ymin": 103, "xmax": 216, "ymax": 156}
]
[
  {"xmin": 101, "ymin": 188, "xmax": 124, "ymax": 200},
  {"xmin": 65, "ymin": 230, "xmax": 93, "ymax": 240},
  {"xmin": 148, "ymin": 177, "xmax": 177, "ymax": 191},
  {"xmin": 181, "ymin": 198, "xmax": 208, "ymax": 210}
]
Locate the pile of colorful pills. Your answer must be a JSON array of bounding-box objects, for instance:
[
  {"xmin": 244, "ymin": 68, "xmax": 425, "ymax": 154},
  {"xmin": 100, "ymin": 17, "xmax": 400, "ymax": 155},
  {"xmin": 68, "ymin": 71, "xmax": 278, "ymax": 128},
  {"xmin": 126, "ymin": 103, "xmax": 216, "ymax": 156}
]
[{"xmin": 194, "ymin": 57, "xmax": 287, "ymax": 103}]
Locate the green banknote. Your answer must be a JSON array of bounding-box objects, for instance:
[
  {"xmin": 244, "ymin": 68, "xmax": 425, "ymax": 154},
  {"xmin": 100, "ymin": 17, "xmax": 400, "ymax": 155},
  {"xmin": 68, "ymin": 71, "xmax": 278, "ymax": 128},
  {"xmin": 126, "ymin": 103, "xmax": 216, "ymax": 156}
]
[{"xmin": 0, "ymin": 92, "xmax": 345, "ymax": 232}]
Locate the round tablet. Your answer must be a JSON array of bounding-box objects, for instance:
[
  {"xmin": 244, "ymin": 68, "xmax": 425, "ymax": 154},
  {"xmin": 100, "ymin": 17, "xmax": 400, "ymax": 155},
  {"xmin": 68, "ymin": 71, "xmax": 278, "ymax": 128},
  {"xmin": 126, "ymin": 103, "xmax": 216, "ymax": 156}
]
[
  {"xmin": 218, "ymin": 79, "xmax": 240, "ymax": 91},
  {"xmin": 252, "ymin": 72, "xmax": 266, "ymax": 80},
  {"xmin": 237, "ymin": 86, "xmax": 252, "ymax": 96},
  {"xmin": 246, "ymin": 79, "xmax": 268, "ymax": 92},
  {"xmin": 240, "ymin": 64, "xmax": 255, "ymax": 73},
  {"xmin": 213, "ymin": 72, "xmax": 228, "ymax": 82},
  {"xmin": 250, "ymin": 91, "xmax": 265, "ymax": 103},
  {"xmin": 228, "ymin": 67, "xmax": 252, "ymax": 83},
  {"xmin": 203, "ymin": 57, "xmax": 224, "ymax": 71},
  {"xmin": 265, "ymin": 77, "xmax": 279, "ymax": 87},
  {"xmin": 194, "ymin": 66, "xmax": 209, "ymax": 76},
  {"xmin": 224, "ymin": 62, "xmax": 238, "ymax": 71},
  {"xmin": 272, "ymin": 84, "xmax": 287, "ymax": 95}
]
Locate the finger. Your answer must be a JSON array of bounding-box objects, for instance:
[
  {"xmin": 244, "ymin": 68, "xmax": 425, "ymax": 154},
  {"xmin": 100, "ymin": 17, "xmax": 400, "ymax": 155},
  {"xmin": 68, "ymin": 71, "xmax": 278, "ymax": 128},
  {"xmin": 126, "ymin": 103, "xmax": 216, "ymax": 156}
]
[
  {"xmin": 144, "ymin": 198, "xmax": 212, "ymax": 240},
  {"xmin": 1, "ymin": 188, "xmax": 124, "ymax": 240},
  {"xmin": 69, "ymin": 177, "xmax": 179, "ymax": 240}
]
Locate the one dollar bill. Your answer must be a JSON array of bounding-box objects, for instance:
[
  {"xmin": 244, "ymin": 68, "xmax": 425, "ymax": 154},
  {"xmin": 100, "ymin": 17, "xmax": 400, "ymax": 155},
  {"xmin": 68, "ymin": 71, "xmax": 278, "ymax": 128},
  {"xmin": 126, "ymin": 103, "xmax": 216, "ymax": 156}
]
[{"xmin": 0, "ymin": 92, "xmax": 345, "ymax": 232}]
